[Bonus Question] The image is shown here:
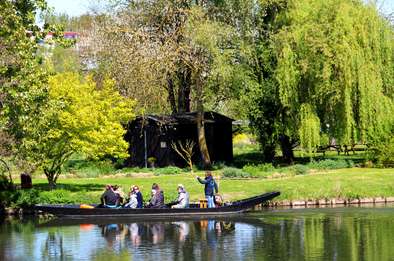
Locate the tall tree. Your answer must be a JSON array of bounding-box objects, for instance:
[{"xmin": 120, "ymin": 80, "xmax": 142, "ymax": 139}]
[
  {"xmin": 94, "ymin": 0, "xmax": 241, "ymax": 167},
  {"xmin": 22, "ymin": 72, "xmax": 135, "ymax": 188},
  {"xmin": 0, "ymin": 0, "xmax": 49, "ymax": 175},
  {"xmin": 245, "ymin": 0, "xmax": 394, "ymax": 163}
]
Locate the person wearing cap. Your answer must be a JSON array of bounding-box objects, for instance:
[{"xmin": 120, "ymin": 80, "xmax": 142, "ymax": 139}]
[
  {"xmin": 146, "ymin": 183, "xmax": 165, "ymax": 208},
  {"xmin": 171, "ymin": 184, "xmax": 190, "ymax": 209}
]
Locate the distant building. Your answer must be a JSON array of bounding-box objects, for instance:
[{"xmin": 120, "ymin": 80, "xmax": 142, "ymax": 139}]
[{"xmin": 125, "ymin": 111, "xmax": 234, "ymax": 168}]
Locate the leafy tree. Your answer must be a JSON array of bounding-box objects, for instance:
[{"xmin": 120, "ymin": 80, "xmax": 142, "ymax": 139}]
[
  {"xmin": 94, "ymin": 0, "xmax": 241, "ymax": 167},
  {"xmin": 245, "ymin": 0, "xmax": 394, "ymax": 163},
  {"xmin": 0, "ymin": 0, "xmax": 50, "ymax": 176},
  {"xmin": 22, "ymin": 73, "xmax": 135, "ymax": 188}
]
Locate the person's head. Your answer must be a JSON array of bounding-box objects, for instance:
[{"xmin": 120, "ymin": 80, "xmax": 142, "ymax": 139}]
[
  {"xmin": 177, "ymin": 184, "xmax": 185, "ymax": 193},
  {"xmin": 205, "ymin": 171, "xmax": 212, "ymax": 178},
  {"xmin": 152, "ymin": 183, "xmax": 159, "ymax": 190},
  {"xmin": 113, "ymin": 185, "xmax": 119, "ymax": 191},
  {"xmin": 133, "ymin": 185, "xmax": 139, "ymax": 192},
  {"xmin": 105, "ymin": 184, "xmax": 112, "ymax": 190}
]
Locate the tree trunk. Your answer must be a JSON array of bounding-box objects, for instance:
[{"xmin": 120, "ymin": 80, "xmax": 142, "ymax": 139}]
[
  {"xmin": 195, "ymin": 75, "xmax": 211, "ymax": 169},
  {"xmin": 279, "ymin": 134, "xmax": 294, "ymax": 164},
  {"xmin": 44, "ymin": 168, "xmax": 57, "ymax": 190},
  {"xmin": 167, "ymin": 77, "xmax": 177, "ymax": 114},
  {"xmin": 177, "ymin": 68, "xmax": 191, "ymax": 113},
  {"xmin": 196, "ymin": 110, "xmax": 211, "ymax": 168},
  {"xmin": 262, "ymin": 144, "xmax": 276, "ymax": 163}
]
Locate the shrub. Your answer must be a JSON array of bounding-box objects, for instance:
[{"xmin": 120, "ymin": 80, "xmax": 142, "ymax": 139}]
[
  {"xmin": 116, "ymin": 167, "xmax": 151, "ymax": 174},
  {"xmin": 233, "ymin": 133, "xmax": 254, "ymax": 148},
  {"xmin": 39, "ymin": 189, "xmax": 74, "ymax": 204},
  {"xmin": 211, "ymin": 161, "xmax": 227, "ymax": 170},
  {"xmin": 64, "ymin": 159, "xmax": 116, "ymax": 178},
  {"xmin": 308, "ymin": 159, "xmax": 354, "ymax": 170},
  {"xmin": 222, "ymin": 167, "xmax": 251, "ymax": 178},
  {"xmin": 0, "ymin": 190, "xmax": 18, "ymax": 207},
  {"xmin": 369, "ymin": 136, "xmax": 394, "ymax": 166},
  {"xmin": 0, "ymin": 174, "xmax": 13, "ymax": 191},
  {"xmin": 281, "ymin": 164, "xmax": 309, "ymax": 175},
  {"xmin": 14, "ymin": 189, "xmax": 39, "ymax": 208},
  {"xmin": 153, "ymin": 166, "xmax": 182, "ymax": 176},
  {"xmin": 242, "ymin": 163, "xmax": 275, "ymax": 178}
]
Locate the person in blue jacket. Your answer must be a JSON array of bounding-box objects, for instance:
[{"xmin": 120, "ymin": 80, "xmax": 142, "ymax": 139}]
[
  {"xmin": 133, "ymin": 185, "xmax": 144, "ymax": 208},
  {"xmin": 196, "ymin": 171, "xmax": 218, "ymax": 208}
]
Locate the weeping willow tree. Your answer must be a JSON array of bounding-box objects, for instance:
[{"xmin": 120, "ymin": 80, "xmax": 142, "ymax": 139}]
[{"xmin": 273, "ymin": 0, "xmax": 394, "ymax": 157}]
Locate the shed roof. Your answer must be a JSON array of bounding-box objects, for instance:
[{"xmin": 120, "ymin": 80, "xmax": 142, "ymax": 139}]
[{"xmin": 135, "ymin": 111, "xmax": 233, "ymax": 126}]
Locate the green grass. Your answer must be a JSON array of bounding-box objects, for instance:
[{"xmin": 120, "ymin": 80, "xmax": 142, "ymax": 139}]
[{"xmin": 27, "ymin": 168, "xmax": 394, "ymax": 204}]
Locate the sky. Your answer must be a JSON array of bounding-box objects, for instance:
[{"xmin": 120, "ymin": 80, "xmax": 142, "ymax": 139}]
[
  {"xmin": 46, "ymin": 0, "xmax": 94, "ymax": 16},
  {"xmin": 45, "ymin": 0, "xmax": 393, "ymax": 17}
]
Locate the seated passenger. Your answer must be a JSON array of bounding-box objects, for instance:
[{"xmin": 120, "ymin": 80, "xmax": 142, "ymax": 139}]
[
  {"xmin": 171, "ymin": 184, "xmax": 189, "ymax": 209},
  {"xmin": 100, "ymin": 184, "xmax": 119, "ymax": 208},
  {"xmin": 113, "ymin": 185, "xmax": 125, "ymax": 205},
  {"xmin": 133, "ymin": 185, "xmax": 144, "ymax": 208},
  {"xmin": 124, "ymin": 185, "xmax": 144, "ymax": 209},
  {"xmin": 124, "ymin": 187, "xmax": 138, "ymax": 208},
  {"xmin": 146, "ymin": 183, "xmax": 165, "ymax": 208}
]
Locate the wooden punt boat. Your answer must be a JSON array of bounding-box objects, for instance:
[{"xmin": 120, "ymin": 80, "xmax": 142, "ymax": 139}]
[{"xmin": 34, "ymin": 191, "xmax": 280, "ymax": 219}]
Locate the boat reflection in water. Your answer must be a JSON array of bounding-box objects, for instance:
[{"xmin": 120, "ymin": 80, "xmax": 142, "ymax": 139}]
[
  {"xmin": 98, "ymin": 220, "xmax": 235, "ymax": 249},
  {"xmin": 2, "ymin": 206, "xmax": 394, "ymax": 260}
]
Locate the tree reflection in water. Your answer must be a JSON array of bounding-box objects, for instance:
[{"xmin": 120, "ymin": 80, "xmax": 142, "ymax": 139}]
[{"xmin": 1, "ymin": 207, "xmax": 394, "ymax": 260}]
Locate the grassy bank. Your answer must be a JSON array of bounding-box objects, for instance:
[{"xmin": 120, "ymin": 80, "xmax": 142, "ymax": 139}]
[{"xmin": 13, "ymin": 167, "xmax": 392, "ymax": 206}]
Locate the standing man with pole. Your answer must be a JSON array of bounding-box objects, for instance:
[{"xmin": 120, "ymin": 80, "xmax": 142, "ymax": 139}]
[{"xmin": 196, "ymin": 171, "xmax": 218, "ymax": 208}]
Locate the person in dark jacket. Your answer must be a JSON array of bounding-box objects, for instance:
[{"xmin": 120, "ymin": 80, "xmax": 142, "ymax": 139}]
[
  {"xmin": 133, "ymin": 185, "xmax": 144, "ymax": 208},
  {"xmin": 100, "ymin": 184, "xmax": 119, "ymax": 207},
  {"xmin": 197, "ymin": 171, "xmax": 218, "ymax": 208},
  {"xmin": 146, "ymin": 183, "xmax": 165, "ymax": 208}
]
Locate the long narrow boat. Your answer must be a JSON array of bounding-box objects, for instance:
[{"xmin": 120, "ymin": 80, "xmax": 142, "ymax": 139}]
[{"xmin": 35, "ymin": 191, "xmax": 280, "ymax": 218}]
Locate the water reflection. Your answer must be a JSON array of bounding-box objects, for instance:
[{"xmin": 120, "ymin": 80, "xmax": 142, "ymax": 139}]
[{"xmin": 1, "ymin": 206, "xmax": 394, "ymax": 261}]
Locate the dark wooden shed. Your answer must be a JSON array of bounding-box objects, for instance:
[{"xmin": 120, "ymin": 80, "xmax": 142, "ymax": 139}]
[{"xmin": 124, "ymin": 111, "xmax": 233, "ymax": 168}]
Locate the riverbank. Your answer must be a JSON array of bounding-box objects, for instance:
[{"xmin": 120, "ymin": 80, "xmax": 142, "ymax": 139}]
[{"xmin": 5, "ymin": 167, "xmax": 391, "ymax": 207}]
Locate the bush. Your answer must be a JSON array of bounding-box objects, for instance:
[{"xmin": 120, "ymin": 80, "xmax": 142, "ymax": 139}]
[
  {"xmin": 116, "ymin": 167, "xmax": 151, "ymax": 174},
  {"xmin": 242, "ymin": 163, "xmax": 275, "ymax": 178},
  {"xmin": 281, "ymin": 164, "xmax": 309, "ymax": 176},
  {"xmin": 211, "ymin": 161, "xmax": 227, "ymax": 170},
  {"xmin": 222, "ymin": 167, "xmax": 251, "ymax": 178},
  {"xmin": 14, "ymin": 189, "xmax": 39, "ymax": 208},
  {"xmin": 63, "ymin": 159, "xmax": 116, "ymax": 178},
  {"xmin": 0, "ymin": 189, "xmax": 40, "ymax": 208},
  {"xmin": 153, "ymin": 166, "xmax": 182, "ymax": 176},
  {"xmin": 0, "ymin": 174, "xmax": 13, "ymax": 191},
  {"xmin": 308, "ymin": 159, "xmax": 354, "ymax": 170},
  {"xmin": 369, "ymin": 136, "xmax": 394, "ymax": 166},
  {"xmin": 39, "ymin": 189, "xmax": 74, "ymax": 204},
  {"xmin": 233, "ymin": 133, "xmax": 254, "ymax": 148},
  {"xmin": 0, "ymin": 190, "xmax": 18, "ymax": 207}
]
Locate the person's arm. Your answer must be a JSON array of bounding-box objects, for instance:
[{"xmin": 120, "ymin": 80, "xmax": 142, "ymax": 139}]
[
  {"xmin": 214, "ymin": 181, "xmax": 219, "ymax": 193},
  {"xmin": 137, "ymin": 192, "xmax": 143, "ymax": 206},
  {"xmin": 197, "ymin": 176, "xmax": 208, "ymax": 184},
  {"xmin": 100, "ymin": 192, "xmax": 106, "ymax": 205}
]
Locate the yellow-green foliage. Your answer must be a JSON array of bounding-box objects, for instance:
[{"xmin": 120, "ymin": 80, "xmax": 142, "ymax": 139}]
[
  {"xmin": 23, "ymin": 72, "xmax": 135, "ymax": 185},
  {"xmin": 47, "ymin": 73, "xmax": 135, "ymax": 159},
  {"xmin": 299, "ymin": 104, "xmax": 320, "ymax": 155},
  {"xmin": 275, "ymin": 0, "xmax": 394, "ymax": 145},
  {"xmin": 233, "ymin": 133, "xmax": 253, "ymax": 146}
]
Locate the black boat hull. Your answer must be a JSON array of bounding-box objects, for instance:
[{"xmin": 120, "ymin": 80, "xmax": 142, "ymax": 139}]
[{"xmin": 35, "ymin": 191, "xmax": 280, "ymax": 218}]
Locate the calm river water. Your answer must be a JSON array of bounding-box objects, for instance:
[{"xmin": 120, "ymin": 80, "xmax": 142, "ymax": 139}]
[{"xmin": 1, "ymin": 205, "xmax": 393, "ymax": 261}]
